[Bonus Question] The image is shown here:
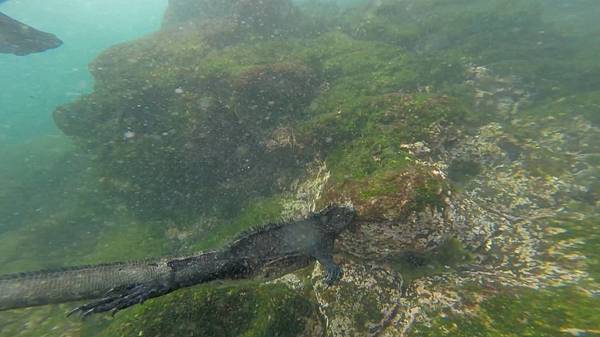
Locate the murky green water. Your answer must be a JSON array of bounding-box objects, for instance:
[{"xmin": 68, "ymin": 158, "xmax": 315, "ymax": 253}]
[{"xmin": 0, "ymin": 0, "xmax": 598, "ymax": 336}]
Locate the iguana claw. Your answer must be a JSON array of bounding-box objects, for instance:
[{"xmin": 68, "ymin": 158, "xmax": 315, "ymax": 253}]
[
  {"xmin": 324, "ymin": 264, "xmax": 343, "ymax": 285},
  {"xmin": 67, "ymin": 283, "xmax": 171, "ymax": 317}
]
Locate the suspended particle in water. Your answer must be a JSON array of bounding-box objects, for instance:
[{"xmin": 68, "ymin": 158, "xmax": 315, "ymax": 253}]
[{"xmin": 124, "ymin": 130, "xmax": 136, "ymax": 139}]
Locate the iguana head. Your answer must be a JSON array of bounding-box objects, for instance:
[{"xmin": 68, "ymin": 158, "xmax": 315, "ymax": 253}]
[{"xmin": 317, "ymin": 204, "xmax": 356, "ymax": 235}]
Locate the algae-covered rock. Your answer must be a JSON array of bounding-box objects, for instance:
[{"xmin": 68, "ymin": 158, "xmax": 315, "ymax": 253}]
[
  {"xmin": 54, "ymin": 29, "xmax": 325, "ymax": 217},
  {"xmin": 343, "ymin": 0, "xmax": 600, "ymax": 97},
  {"xmin": 163, "ymin": 0, "xmax": 302, "ymax": 39},
  {"xmin": 163, "ymin": 0, "xmax": 238, "ymax": 26},
  {"xmin": 312, "ymin": 261, "xmax": 403, "ymax": 337},
  {"xmin": 53, "ymin": 12, "xmax": 464, "ymax": 219},
  {"xmin": 345, "ymin": 0, "xmax": 549, "ymax": 58},
  {"xmin": 96, "ymin": 282, "xmax": 320, "ymax": 337},
  {"xmin": 332, "ymin": 167, "xmax": 455, "ymax": 260}
]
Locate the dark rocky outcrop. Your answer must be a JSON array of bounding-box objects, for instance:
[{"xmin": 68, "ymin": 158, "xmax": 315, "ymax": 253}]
[{"xmin": 0, "ymin": 12, "xmax": 62, "ymax": 55}]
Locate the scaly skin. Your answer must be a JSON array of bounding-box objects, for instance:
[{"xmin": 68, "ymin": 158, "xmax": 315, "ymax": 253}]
[{"xmin": 0, "ymin": 204, "xmax": 355, "ymax": 316}]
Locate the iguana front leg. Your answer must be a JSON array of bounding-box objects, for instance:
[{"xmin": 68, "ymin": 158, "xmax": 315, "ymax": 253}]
[
  {"xmin": 314, "ymin": 253, "xmax": 343, "ymax": 285},
  {"xmin": 68, "ymin": 282, "xmax": 172, "ymax": 317}
]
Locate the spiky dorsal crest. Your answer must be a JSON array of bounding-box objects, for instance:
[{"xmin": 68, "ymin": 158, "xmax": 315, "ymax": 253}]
[{"xmin": 225, "ymin": 210, "xmax": 321, "ymax": 249}]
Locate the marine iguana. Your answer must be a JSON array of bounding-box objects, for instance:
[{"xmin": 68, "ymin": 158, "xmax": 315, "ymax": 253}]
[{"xmin": 0, "ymin": 204, "xmax": 356, "ymax": 316}]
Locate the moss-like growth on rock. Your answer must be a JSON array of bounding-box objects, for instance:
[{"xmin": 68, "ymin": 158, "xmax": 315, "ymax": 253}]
[
  {"xmin": 388, "ymin": 237, "xmax": 470, "ymax": 284},
  {"xmin": 163, "ymin": 0, "xmax": 301, "ymax": 37},
  {"xmin": 54, "ymin": 33, "xmax": 324, "ymax": 218},
  {"xmin": 96, "ymin": 282, "xmax": 317, "ymax": 337},
  {"xmin": 312, "ymin": 93, "xmax": 463, "ymax": 221},
  {"xmin": 53, "ymin": 16, "xmax": 474, "ymax": 220},
  {"xmin": 342, "ymin": 0, "xmax": 600, "ymax": 97},
  {"xmin": 345, "ymin": 0, "xmax": 549, "ymax": 58},
  {"xmin": 190, "ymin": 196, "xmax": 285, "ymax": 252},
  {"xmin": 411, "ymin": 286, "xmax": 600, "ymax": 337},
  {"xmin": 523, "ymin": 91, "xmax": 600, "ymax": 127},
  {"xmin": 447, "ymin": 159, "xmax": 482, "ymax": 184}
]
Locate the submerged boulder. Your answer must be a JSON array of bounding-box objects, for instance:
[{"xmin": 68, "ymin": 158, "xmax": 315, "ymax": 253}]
[
  {"xmin": 0, "ymin": 12, "xmax": 62, "ymax": 55},
  {"xmin": 163, "ymin": 0, "xmax": 301, "ymax": 39},
  {"xmin": 54, "ymin": 24, "xmax": 327, "ymax": 216}
]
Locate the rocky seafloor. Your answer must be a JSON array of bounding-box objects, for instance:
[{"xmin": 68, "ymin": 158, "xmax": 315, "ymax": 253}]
[{"xmin": 0, "ymin": 0, "xmax": 598, "ymax": 336}]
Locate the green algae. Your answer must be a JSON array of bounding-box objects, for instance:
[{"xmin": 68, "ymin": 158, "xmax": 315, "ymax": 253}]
[
  {"xmin": 314, "ymin": 93, "xmax": 466, "ymax": 219},
  {"xmin": 53, "ymin": 9, "xmax": 482, "ymax": 220},
  {"xmin": 353, "ymin": 294, "xmax": 385, "ymax": 331},
  {"xmin": 0, "ymin": 133, "xmax": 178, "ymax": 273},
  {"xmin": 346, "ymin": 0, "xmax": 546, "ymax": 56},
  {"xmin": 528, "ymin": 92, "xmax": 600, "ymax": 127},
  {"xmin": 411, "ymin": 286, "xmax": 600, "ymax": 337},
  {"xmin": 409, "ymin": 178, "xmax": 447, "ymax": 214},
  {"xmin": 344, "ymin": 0, "xmax": 600, "ymax": 97},
  {"xmin": 191, "ymin": 196, "xmax": 285, "ymax": 252},
  {"xmin": 0, "ymin": 305, "xmax": 90, "ymax": 337},
  {"xmin": 55, "ymin": 35, "xmax": 330, "ymax": 219},
  {"xmin": 408, "ymin": 193, "xmax": 600, "ymax": 337},
  {"xmin": 0, "ymin": 135, "xmax": 116, "ymax": 274},
  {"xmin": 53, "ymin": 7, "xmax": 479, "ymax": 220},
  {"xmin": 548, "ymin": 213, "xmax": 600, "ymax": 281},
  {"xmin": 388, "ymin": 238, "xmax": 470, "ymax": 285},
  {"xmin": 95, "ymin": 283, "xmax": 315, "ymax": 337},
  {"xmin": 326, "ymin": 137, "xmax": 411, "ymax": 182},
  {"xmin": 447, "ymin": 159, "xmax": 482, "ymax": 184},
  {"xmin": 89, "ymin": 220, "xmax": 172, "ymax": 263},
  {"xmin": 0, "ymin": 135, "xmax": 76, "ymax": 233}
]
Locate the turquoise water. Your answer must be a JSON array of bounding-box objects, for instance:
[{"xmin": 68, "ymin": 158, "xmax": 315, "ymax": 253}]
[
  {"xmin": 0, "ymin": 0, "xmax": 598, "ymax": 336},
  {"xmin": 0, "ymin": 0, "xmax": 167, "ymax": 142}
]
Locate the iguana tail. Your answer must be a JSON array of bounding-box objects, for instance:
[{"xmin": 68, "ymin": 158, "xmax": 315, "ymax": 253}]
[{"xmin": 0, "ymin": 260, "xmax": 172, "ymax": 311}]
